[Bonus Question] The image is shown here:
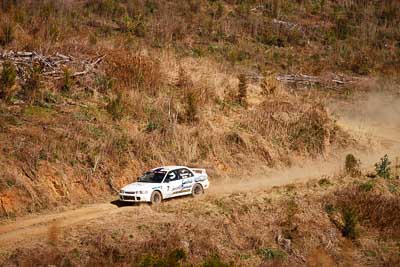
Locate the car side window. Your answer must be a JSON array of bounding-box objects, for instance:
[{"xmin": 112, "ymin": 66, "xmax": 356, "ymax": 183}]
[
  {"xmin": 167, "ymin": 170, "xmax": 181, "ymax": 182},
  {"xmin": 178, "ymin": 168, "xmax": 194, "ymax": 179}
]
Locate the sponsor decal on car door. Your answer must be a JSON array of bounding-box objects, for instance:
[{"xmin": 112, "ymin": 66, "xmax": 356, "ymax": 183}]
[
  {"xmin": 166, "ymin": 170, "xmax": 183, "ymax": 197},
  {"xmin": 179, "ymin": 169, "xmax": 195, "ymax": 194}
]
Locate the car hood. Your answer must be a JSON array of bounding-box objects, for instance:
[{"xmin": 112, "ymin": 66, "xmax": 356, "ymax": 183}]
[{"xmin": 121, "ymin": 182, "xmax": 162, "ymax": 192}]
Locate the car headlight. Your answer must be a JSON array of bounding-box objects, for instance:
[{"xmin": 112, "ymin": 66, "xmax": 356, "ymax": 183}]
[
  {"xmin": 120, "ymin": 190, "xmax": 124, "ymax": 194},
  {"xmin": 139, "ymin": 191, "xmax": 148, "ymax": 194}
]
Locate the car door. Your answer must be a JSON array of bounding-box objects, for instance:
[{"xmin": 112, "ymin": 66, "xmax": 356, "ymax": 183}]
[
  {"xmin": 178, "ymin": 168, "xmax": 195, "ymax": 195},
  {"xmin": 164, "ymin": 170, "xmax": 182, "ymax": 198}
]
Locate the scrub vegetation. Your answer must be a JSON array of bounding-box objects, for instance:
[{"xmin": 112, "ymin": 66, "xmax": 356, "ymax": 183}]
[{"xmin": 0, "ymin": 0, "xmax": 399, "ymax": 266}]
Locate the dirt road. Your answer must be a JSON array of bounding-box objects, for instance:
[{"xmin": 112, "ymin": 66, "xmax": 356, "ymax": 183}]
[
  {"xmin": 0, "ymin": 152, "xmax": 358, "ymax": 254},
  {"xmin": 0, "ymin": 165, "xmax": 323, "ymax": 252},
  {"xmin": 0, "ymin": 203, "xmax": 121, "ymax": 248}
]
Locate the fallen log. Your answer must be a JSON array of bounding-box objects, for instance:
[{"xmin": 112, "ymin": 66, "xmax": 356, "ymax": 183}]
[
  {"xmin": 272, "ymin": 18, "xmax": 298, "ymax": 29},
  {"xmin": 276, "ymin": 74, "xmax": 359, "ymax": 86},
  {"xmin": 0, "ymin": 51, "xmax": 104, "ymax": 80}
]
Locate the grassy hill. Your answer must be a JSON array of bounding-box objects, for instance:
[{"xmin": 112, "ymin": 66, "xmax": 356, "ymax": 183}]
[
  {"xmin": 0, "ymin": 1, "xmax": 400, "ymax": 266},
  {"xmin": 0, "ymin": 0, "xmax": 398, "ymax": 217}
]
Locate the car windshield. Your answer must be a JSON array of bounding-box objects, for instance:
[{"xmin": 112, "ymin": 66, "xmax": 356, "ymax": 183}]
[{"xmin": 138, "ymin": 171, "xmax": 166, "ymax": 183}]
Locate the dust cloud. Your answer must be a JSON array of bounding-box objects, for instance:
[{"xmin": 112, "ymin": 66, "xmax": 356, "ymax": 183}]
[
  {"xmin": 329, "ymin": 91, "xmax": 400, "ymax": 159},
  {"xmin": 330, "ymin": 91, "xmax": 400, "ymax": 142},
  {"xmin": 211, "ymin": 91, "xmax": 400, "ymax": 195}
]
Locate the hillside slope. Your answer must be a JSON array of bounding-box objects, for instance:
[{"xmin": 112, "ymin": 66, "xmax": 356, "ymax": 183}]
[
  {"xmin": 0, "ymin": 1, "xmax": 400, "ymax": 265},
  {"xmin": 0, "ymin": 0, "xmax": 398, "ymax": 216},
  {"xmin": 6, "ymin": 0, "xmax": 397, "ymax": 217}
]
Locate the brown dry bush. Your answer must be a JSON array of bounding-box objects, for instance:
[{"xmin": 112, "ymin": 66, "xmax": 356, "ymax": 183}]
[
  {"xmin": 0, "ymin": 61, "xmax": 17, "ymax": 99},
  {"xmin": 260, "ymin": 74, "xmax": 278, "ymax": 96},
  {"xmin": 105, "ymin": 51, "xmax": 164, "ymax": 96},
  {"xmin": 106, "ymin": 92, "xmax": 125, "ymax": 121},
  {"xmin": 243, "ymin": 98, "xmax": 295, "ymax": 139},
  {"xmin": 237, "ymin": 74, "xmax": 247, "ymax": 107},
  {"xmin": 0, "ymin": 20, "xmax": 14, "ymax": 46},
  {"xmin": 5, "ymin": 247, "xmax": 71, "ymax": 267},
  {"xmin": 242, "ymin": 96, "xmax": 338, "ymax": 158},
  {"xmin": 85, "ymin": 0, "xmax": 125, "ymax": 19},
  {"xmin": 183, "ymin": 89, "xmax": 199, "ymax": 123},
  {"xmin": 19, "ymin": 64, "xmax": 43, "ymax": 104},
  {"xmin": 332, "ymin": 185, "xmax": 400, "ymax": 237},
  {"xmin": 288, "ymin": 105, "xmax": 332, "ymax": 155},
  {"xmin": 176, "ymin": 66, "xmax": 193, "ymax": 89},
  {"xmin": 345, "ymin": 154, "xmax": 361, "ymax": 177}
]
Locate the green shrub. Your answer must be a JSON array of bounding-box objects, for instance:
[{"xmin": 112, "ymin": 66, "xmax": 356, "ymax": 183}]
[
  {"xmin": 138, "ymin": 248, "xmax": 187, "ymax": 267},
  {"xmin": 237, "ymin": 74, "xmax": 247, "ymax": 107},
  {"xmin": 60, "ymin": 68, "xmax": 73, "ymax": 92},
  {"xmin": 345, "ymin": 154, "xmax": 361, "ymax": 177},
  {"xmin": 20, "ymin": 64, "xmax": 42, "ymax": 104},
  {"xmin": 0, "ymin": 174, "xmax": 16, "ymax": 191},
  {"xmin": 342, "ymin": 208, "xmax": 358, "ymax": 240},
  {"xmin": 375, "ymin": 154, "xmax": 391, "ymax": 179},
  {"xmin": 144, "ymin": 0, "xmax": 158, "ymax": 14},
  {"xmin": 106, "ymin": 93, "xmax": 125, "ymax": 120},
  {"xmin": 258, "ymin": 248, "xmax": 286, "ymax": 261},
  {"xmin": 324, "ymin": 203, "xmax": 335, "ymax": 215},
  {"xmin": 0, "ymin": 61, "xmax": 16, "ymax": 99},
  {"xmin": 144, "ymin": 106, "xmax": 169, "ymax": 133},
  {"xmin": 145, "ymin": 120, "xmax": 158, "ymax": 133},
  {"xmin": 318, "ymin": 178, "xmax": 332, "ymax": 187},
  {"xmin": 184, "ymin": 89, "xmax": 198, "ymax": 123},
  {"xmin": 388, "ymin": 183, "xmax": 398, "ymax": 193},
  {"xmin": 335, "ymin": 17, "xmax": 350, "ymax": 40},
  {"xmin": 86, "ymin": 0, "xmax": 125, "ymax": 18},
  {"xmin": 95, "ymin": 74, "xmax": 114, "ymax": 92},
  {"xmin": 283, "ymin": 197, "xmax": 299, "ymax": 239},
  {"xmin": 202, "ymin": 254, "xmax": 231, "ymax": 267},
  {"xmin": 0, "ymin": 22, "xmax": 14, "ymax": 46},
  {"xmin": 359, "ymin": 180, "xmax": 374, "ymax": 192}
]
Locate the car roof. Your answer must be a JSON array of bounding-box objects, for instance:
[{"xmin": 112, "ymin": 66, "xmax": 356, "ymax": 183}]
[{"xmin": 151, "ymin": 166, "xmax": 188, "ymax": 172}]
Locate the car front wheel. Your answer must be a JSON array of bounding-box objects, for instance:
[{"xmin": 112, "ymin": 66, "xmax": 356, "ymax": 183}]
[
  {"xmin": 192, "ymin": 184, "xmax": 203, "ymax": 197},
  {"xmin": 150, "ymin": 191, "xmax": 162, "ymax": 205}
]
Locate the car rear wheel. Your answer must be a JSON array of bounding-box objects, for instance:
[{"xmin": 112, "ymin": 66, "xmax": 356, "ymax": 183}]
[
  {"xmin": 192, "ymin": 184, "xmax": 203, "ymax": 197},
  {"xmin": 150, "ymin": 191, "xmax": 162, "ymax": 205}
]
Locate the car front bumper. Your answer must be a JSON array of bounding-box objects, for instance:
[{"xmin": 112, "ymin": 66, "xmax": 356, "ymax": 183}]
[{"xmin": 119, "ymin": 194, "xmax": 150, "ymax": 202}]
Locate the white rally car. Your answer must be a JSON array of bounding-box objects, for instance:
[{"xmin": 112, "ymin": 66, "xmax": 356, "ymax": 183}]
[{"xmin": 119, "ymin": 166, "xmax": 209, "ymax": 204}]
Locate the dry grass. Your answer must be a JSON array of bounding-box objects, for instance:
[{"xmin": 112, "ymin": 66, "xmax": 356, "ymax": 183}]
[
  {"xmin": 0, "ymin": 50, "xmax": 348, "ymax": 217},
  {"xmin": 0, "ymin": 2, "xmax": 398, "ymax": 266},
  {"xmin": 105, "ymin": 51, "xmax": 164, "ymax": 96},
  {"xmin": 332, "ymin": 182, "xmax": 400, "ymax": 237},
  {"xmin": 2, "ymin": 175, "xmax": 400, "ymax": 266},
  {"xmin": 0, "ymin": 0, "xmax": 395, "ymax": 223}
]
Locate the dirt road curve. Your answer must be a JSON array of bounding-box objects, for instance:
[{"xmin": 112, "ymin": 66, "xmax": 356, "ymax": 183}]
[
  {"xmin": 0, "ymin": 203, "xmax": 124, "ymax": 248},
  {"xmin": 1, "ymin": 140, "xmax": 398, "ymax": 254},
  {"xmin": 0, "ymin": 163, "xmax": 340, "ymax": 253}
]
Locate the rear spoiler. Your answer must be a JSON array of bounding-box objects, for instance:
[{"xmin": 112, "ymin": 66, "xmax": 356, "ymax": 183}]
[{"xmin": 191, "ymin": 168, "xmax": 207, "ymax": 174}]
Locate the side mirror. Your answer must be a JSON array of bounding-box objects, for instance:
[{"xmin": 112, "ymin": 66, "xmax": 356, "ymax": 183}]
[{"xmin": 164, "ymin": 177, "xmax": 170, "ymax": 183}]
